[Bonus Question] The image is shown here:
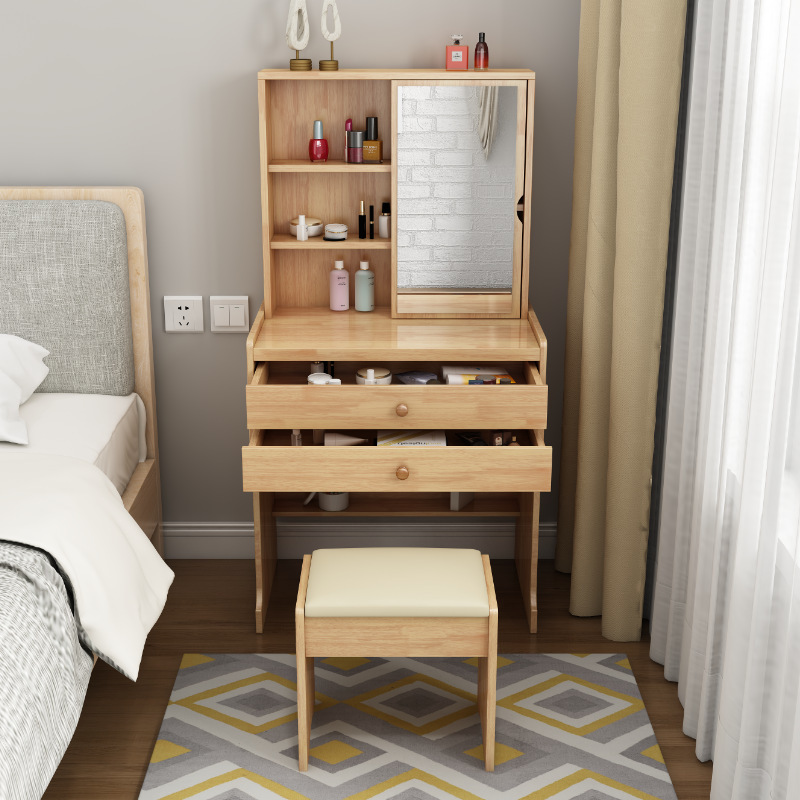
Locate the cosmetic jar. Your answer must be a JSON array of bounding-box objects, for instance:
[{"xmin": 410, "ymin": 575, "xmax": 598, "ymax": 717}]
[
  {"xmin": 318, "ymin": 492, "xmax": 349, "ymax": 511},
  {"xmin": 289, "ymin": 216, "xmax": 323, "ymax": 237},
  {"xmin": 324, "ymin": 223, "xmax": 348, "ymax": 240},
  {"xmin": 347, "ymin": 130, "xmax": 364, "ymax": 164},
  {"xmin": 356, "ymin": 366, "xmax": 392, "ymax": 385}
]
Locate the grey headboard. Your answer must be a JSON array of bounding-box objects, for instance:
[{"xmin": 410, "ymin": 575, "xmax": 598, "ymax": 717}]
[{"xmin": 0, "ymin": 200, "xmax": 134, "ymax": 395}]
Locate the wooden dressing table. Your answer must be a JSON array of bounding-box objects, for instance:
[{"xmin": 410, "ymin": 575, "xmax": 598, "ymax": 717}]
[{"xmin": 242, "ymin": 68, "xmax": 550, "ymax": 635}]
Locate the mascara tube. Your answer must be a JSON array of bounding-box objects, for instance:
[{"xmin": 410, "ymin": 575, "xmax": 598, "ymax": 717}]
[{"xmin": 369, "ymin": 204, "xmax": 374, "ymax": 239}]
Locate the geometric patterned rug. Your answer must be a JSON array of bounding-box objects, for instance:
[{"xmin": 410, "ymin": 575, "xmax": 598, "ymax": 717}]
[{"xmin": 138, "ymin": 654, "xmax": 677, "ymax": 800}]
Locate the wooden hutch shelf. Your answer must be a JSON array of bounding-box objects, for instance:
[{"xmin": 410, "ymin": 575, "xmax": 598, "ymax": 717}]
[
  {"xmin": 270, "ymin": 234, "xmax": 391, "ymax": 250},
  {"xmin": 268, "ymin": 159, "xmax": 391, "ymax": 173}
]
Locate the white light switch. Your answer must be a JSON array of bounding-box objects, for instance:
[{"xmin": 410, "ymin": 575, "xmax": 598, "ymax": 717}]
[
  {"xmin": 209, "ymin": 295, "xmax": 250, "ymax": 332},
  {"xmin": 213, "ymin": 304, "xmax": 230, "ymax": 328}
]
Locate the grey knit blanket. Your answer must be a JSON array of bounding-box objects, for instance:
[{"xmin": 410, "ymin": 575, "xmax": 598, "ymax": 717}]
[{"xmin": 0, "ymin": 542, "xmax": 92, "ymax": 800}]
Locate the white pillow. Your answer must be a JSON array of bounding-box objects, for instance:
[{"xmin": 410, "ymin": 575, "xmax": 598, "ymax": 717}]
[
  {"xmin": 0, "ymin": 335, "xmax": 50, "ymax": 403},
  {"xmin": 0, "ymin": 370, "xmax": 28, "ymax": 444}
]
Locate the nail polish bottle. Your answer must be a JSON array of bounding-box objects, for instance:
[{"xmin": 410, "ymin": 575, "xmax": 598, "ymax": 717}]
[
  {"xmin": 355, "ymin": 260, "xmax": 374, "ymax": 312},
  {"xmin": 347, "ymin": 130, "xmax": 364, "ymax": 163},
  {"xmin": 363, "ymin": 117, "xmax": 383, "ymax": 162},
  {"xmin": 358, "ymin": 200, "xmax": 367, "ymax": 239},
  {"xmin": 329, "ymin": 260, "xmax": 349, "ymax": 311},
  {"xmin": 378, "ymin": 201, "xmax": 391, "ymax": 239},
  {"xmin": 474, "ymin": 32, "xmax": 489, "ymax": 70},
  {"xmin": 309, "ymin": 120, "xmax": 328, "ymax": 162}
]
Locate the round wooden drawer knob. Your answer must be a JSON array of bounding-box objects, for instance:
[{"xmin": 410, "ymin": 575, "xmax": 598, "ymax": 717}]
[
  {"xmin": 395, "ymin": 403, "xmax": 409, "ymax": 417},
  {"xmin": 396, "ymin": 465, "xmax": 410, "ymax": 481}
]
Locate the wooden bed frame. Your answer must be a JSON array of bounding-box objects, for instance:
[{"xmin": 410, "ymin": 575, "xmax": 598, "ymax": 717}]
[{"xmin": 0, "ymin": 186, "xmax": 163, "ymax": 553}]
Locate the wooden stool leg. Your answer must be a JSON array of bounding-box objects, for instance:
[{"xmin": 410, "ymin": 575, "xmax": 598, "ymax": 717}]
[
  {"xmin": 480, "ymin": 652, "xmax": 496, "ymax": 771},
  {"xmin": 296, "ymin": 555, "xmax": 313, "ymax": 771},
  {"xmin": 296, "ymin": 654, "xmax": 311, "ymax": 771},
  {"xmin": 481, "ymin": 555, "xmax": 498, "ymax": 772}
]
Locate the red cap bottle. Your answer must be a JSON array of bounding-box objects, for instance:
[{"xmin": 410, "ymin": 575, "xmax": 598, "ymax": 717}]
[{"xmin": 309, "ymin": 120, "xmax": 329, "ymax": 162}]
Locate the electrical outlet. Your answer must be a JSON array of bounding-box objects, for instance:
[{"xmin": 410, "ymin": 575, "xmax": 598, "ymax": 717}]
[{"xmin": 164, "ymin": 296, "xmax": 204, "ymax": 332}]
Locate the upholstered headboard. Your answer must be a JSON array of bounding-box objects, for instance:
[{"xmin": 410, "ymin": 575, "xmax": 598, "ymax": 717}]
[{"xmin": 0, "ymin": 199, "xmax": 134, "ymax": 395}]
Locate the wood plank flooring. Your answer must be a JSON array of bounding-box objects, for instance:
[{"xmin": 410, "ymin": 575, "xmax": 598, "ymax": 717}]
[{"xmin": 43, "ymin": 559, "xmax": 712, "ymax": 799}]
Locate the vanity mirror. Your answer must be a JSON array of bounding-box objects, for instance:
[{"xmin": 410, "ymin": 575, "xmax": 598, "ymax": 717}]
[{"xmin": 392, "ymin": 80, "xmax": 531, "ymax": 318}]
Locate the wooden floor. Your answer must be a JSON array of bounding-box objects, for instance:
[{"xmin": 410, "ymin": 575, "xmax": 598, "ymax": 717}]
[{"xmin": 44, "ymin": 559, "xmax": 712, "ymax": 799}]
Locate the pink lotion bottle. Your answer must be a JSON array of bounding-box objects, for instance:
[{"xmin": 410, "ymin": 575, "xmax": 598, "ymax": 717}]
[{"xmin": 329, "ymin": 259, "xmax": 349, "ymax": 311}]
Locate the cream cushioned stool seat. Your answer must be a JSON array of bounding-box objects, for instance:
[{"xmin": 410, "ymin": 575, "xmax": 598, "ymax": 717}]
[
  {"xmin": 295, "ymin": 547, "xmax": 498, "ymax": 772},
  {"xmin": 304, "ymin": 547, "xmax": 491, "ymax": 617}
]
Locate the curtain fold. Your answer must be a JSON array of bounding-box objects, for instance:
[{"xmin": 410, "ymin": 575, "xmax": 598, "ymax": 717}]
[
  {"xmin": 556, "ymin": 0, "xmax": 687, "ymax": 640},
  {"xmin": 650, "ymin": 0, "xmax": 800, "ymax": 796}
]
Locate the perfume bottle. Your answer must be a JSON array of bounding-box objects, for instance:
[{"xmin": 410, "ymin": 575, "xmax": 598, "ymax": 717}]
[
  {"xmin": 446, "ymin": 34, "xmax": 468, "ymax": 70},
  {"xmin": 309, "ymin": 120, "xmax": 328, "ymax": 162},
  {"xmin": 474, "ymin": 32, "xmax": 489, "ymax": 70}
]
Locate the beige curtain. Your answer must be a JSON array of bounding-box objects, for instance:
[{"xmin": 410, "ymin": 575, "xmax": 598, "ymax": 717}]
[{"xmin": 555, "ymin": 0, "xmax": 687, "ymax": 641}]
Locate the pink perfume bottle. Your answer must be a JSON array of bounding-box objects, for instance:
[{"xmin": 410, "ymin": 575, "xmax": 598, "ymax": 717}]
[
  {"xmin": 309, "ymin": 120, "xmax": 328, "ymax": 162},
  {"xmin": 329, "ymin": 260, "xmax": 349, "ymax": 311}
]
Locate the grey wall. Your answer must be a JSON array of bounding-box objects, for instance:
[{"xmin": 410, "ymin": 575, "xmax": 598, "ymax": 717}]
[{"xmin": 0, "ymin": 0, "xmax": 579, "ymax": 532}]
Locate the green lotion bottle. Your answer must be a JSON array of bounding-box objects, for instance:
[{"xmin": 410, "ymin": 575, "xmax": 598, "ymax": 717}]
[{"xmin": 355, "ymin": 260, "xmax": 374, "ymax": 312}]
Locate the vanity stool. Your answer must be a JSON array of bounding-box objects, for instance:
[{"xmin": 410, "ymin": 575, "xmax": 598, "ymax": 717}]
[{"xmin": 295, "ymin": 547, "xmax": 498, "ymax": 771}]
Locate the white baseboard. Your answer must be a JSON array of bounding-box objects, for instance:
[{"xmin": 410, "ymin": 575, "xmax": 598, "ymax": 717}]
[{"xmin": 163, "ymin": 520, "xmax": 557, "ymax": 560}]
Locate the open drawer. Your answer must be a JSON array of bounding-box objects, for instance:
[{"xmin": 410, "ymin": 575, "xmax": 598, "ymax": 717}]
[
  {"xmin": 242, "ymin": 430, "xmax": 551, "ymax": 493},
  {"xmin": 246, "ymin": 361, "xmax": 548, "ymax": 430}
]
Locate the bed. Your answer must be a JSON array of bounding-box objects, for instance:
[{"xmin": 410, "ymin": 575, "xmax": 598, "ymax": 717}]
[{"xmin": 0, "ymin": 186, "xmax": 173, "ymax": 799}]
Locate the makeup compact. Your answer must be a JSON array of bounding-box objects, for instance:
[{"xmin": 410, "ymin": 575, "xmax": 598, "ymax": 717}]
[
  {"xmin": 324, "ymin": 223, "xmax": 348, "ymax": 240},
  {"xmin": 356, "ymin": 366, "xmax": 392, "ymax": 385},
  {"xmin": 289, "ymin": 216, "xmax": 323, "ymax": 237}
]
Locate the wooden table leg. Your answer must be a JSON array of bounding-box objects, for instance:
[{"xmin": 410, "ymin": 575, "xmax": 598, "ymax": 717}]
[
  {"xmin": 515, "ymin": 491, "xmax": 540, "ymax": 633},
  {"xmin": 254, "ymin": 491, "xmax": 277, "ymax": 633}
]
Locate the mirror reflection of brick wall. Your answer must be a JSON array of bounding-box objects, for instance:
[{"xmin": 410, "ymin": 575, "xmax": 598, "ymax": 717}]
[{"xmin": 396, "ymin": 85, "xmax": 517, "ymax": 290}]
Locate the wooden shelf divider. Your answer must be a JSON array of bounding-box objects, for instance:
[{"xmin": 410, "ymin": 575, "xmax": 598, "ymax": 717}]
[
  {"xmin": 273, "ymin": 492, "xmax": 521, "ymax": 517},
  {"xmin": 271, "ymin": 234, "xmax": 391, "ymax": 250},
  {"xmin": 269, "ymin": 159, "xmax": 391, "ymax": 173}
]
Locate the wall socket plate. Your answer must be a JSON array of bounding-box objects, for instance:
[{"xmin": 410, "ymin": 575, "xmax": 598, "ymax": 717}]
[
  {"xmin": 164, "ymin": 296, "xmax": 204, "ymax": 332},
  {"xmin": 210, "ymin": 295, "xmax": 250, "ymax": 332}
]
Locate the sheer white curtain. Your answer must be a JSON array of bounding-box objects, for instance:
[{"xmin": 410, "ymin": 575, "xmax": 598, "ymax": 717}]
[{"xmin": 649, "ymin": 0, "xmax": 800, "ymax": 798}]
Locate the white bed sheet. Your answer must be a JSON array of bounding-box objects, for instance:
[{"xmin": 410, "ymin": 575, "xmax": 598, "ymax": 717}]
[{"xmin": 0, "ymin": 393, "xmax": 146, "ymax": 494}]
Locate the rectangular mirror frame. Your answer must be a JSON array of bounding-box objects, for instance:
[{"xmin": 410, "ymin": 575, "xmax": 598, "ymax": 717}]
[{"xmin": 391, "ymin": 79, "xmax": 533, "ymax": 319}]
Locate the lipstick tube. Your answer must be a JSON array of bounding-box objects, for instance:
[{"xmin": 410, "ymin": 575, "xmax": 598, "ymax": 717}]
[{"xmin": 358, "ymin": 200, "xmax": 366, "ymax": 240}]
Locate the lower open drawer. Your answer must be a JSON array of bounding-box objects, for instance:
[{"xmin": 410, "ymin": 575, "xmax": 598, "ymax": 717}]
[{"xmin": 242, "ymin": 432, "xmax": 551, "ymax": 493}]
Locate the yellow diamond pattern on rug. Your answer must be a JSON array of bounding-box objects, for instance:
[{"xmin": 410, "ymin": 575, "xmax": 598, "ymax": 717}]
[
  {"xmin": 138, "ymin": 653, "xmax": 677, "ymax": 800},
  {"xmin": 149, "ymin": 739, "xmax": 190, "ymax": 764},
  {"xmin": 309, "ymin": 739, "xmax": 363, "ymax": 765}
]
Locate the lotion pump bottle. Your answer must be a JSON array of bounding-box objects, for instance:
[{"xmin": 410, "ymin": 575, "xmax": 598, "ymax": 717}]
[
  {"xmin": 329, "ymin": 260, "xmax": 349, "ymax": 311},
  {"xmin": 354, "ymin": 260, "xmax": 374, "ymax": 312},
  {"xmin": 296, "ymin": 214, "xmax": 308, "ymax": 241}
]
